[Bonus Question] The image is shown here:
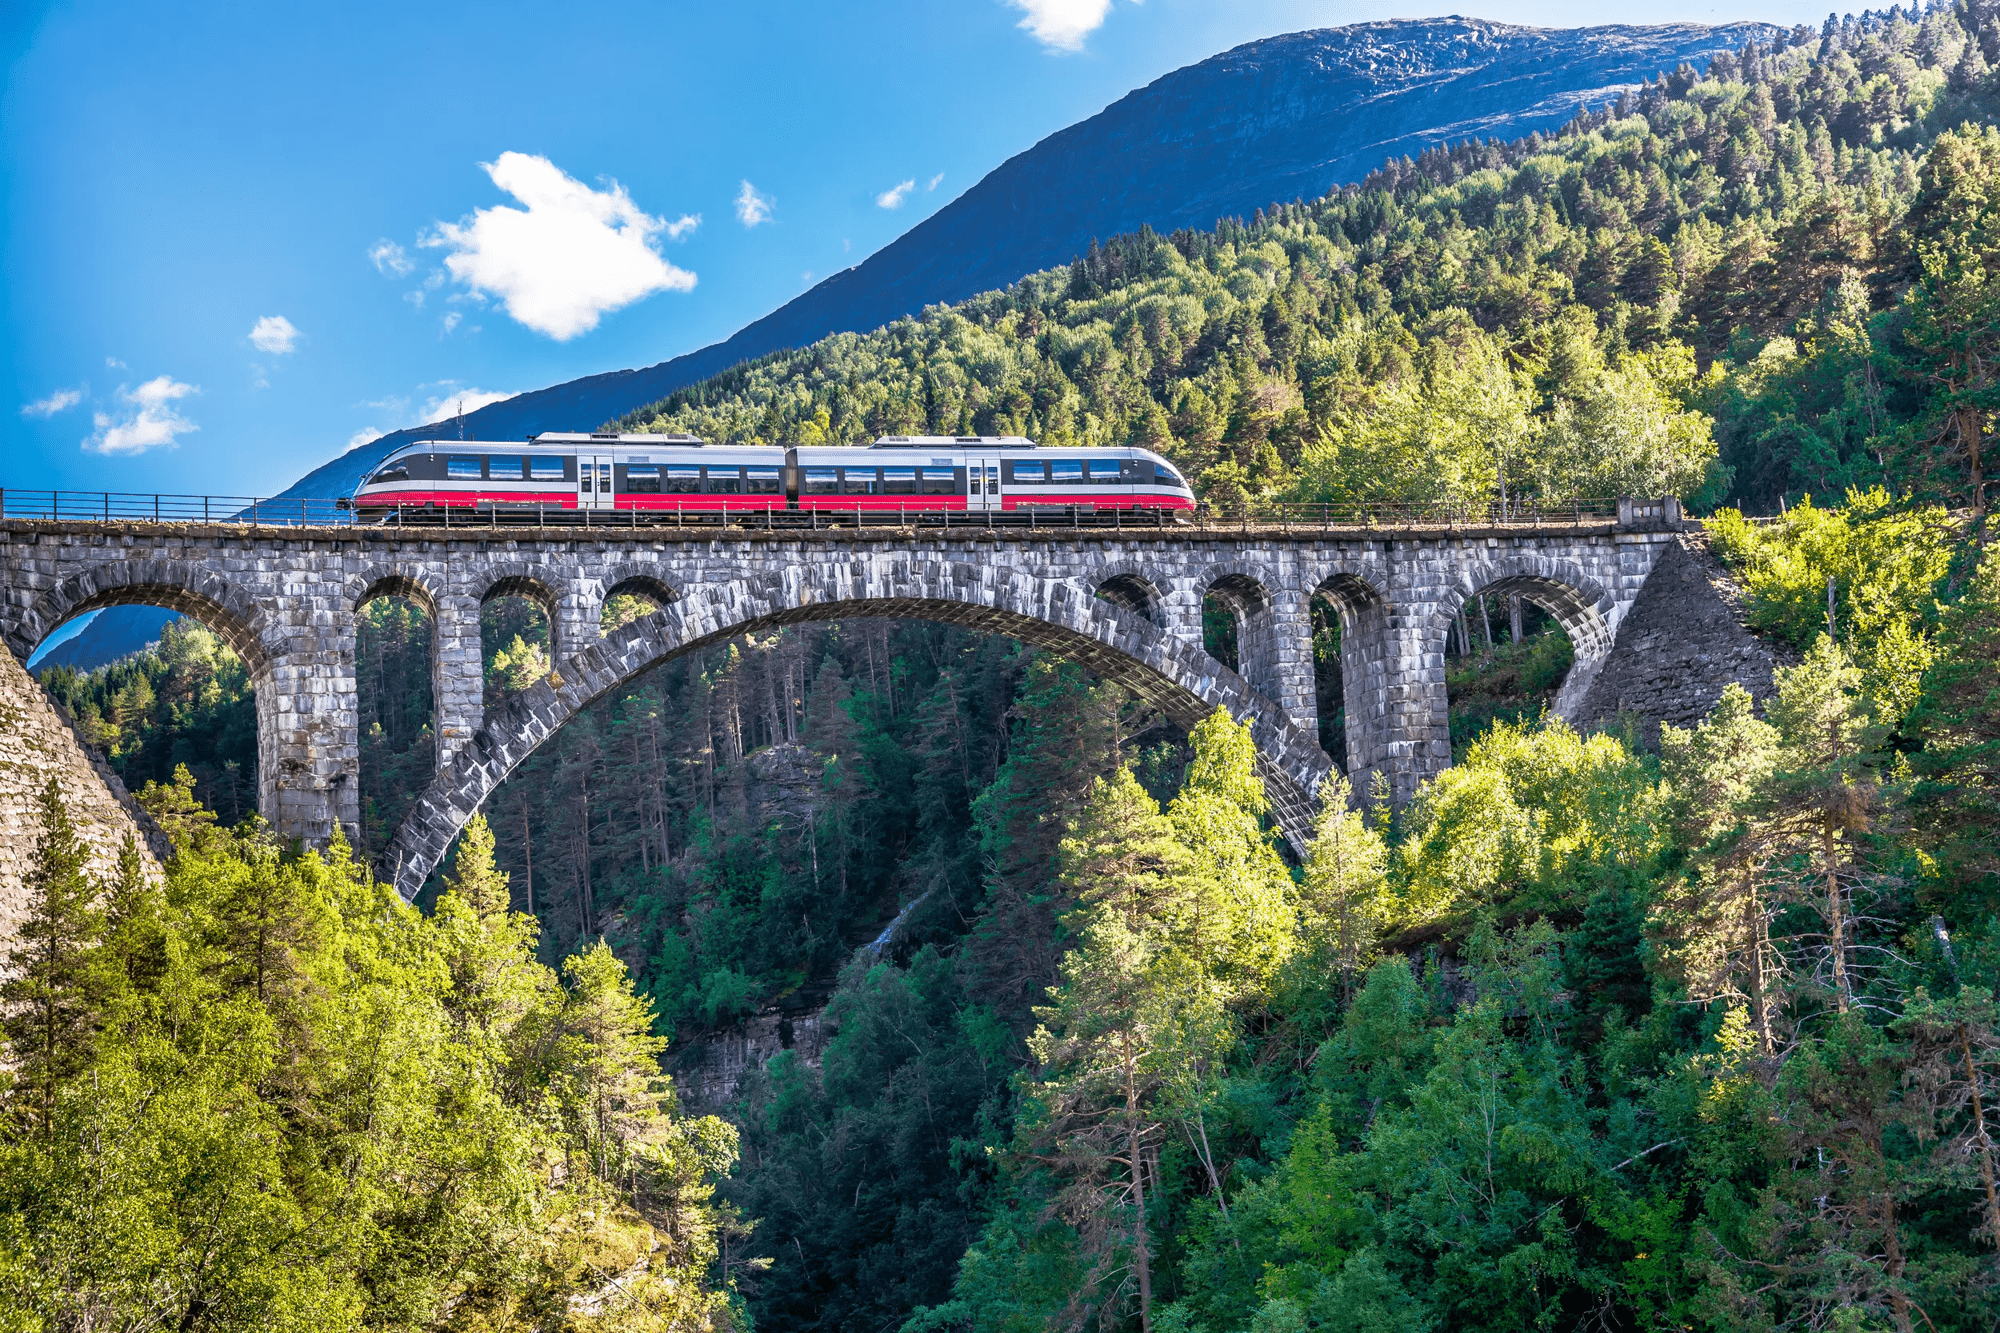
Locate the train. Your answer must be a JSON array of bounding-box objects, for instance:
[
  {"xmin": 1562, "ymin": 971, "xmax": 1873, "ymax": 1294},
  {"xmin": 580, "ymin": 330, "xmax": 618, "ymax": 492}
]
[{"xmin": 343, "ymin": 432, "xmax": 1197, "ymax": 523}]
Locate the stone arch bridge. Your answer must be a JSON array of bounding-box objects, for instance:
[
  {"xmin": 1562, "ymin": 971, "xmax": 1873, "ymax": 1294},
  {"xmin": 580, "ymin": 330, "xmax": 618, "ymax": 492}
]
[{"xmin": 0, "ymin": 503, "xmax": 1685, "ymax": 900}]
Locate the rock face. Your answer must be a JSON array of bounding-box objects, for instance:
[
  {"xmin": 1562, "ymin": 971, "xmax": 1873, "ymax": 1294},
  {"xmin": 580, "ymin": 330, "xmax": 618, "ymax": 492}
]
[
  {"xmin": 256, "ymin": 18, "xmax": 1773, "ymax": 517},
  {"xmin": 1570, "ymin": 530, "xmax": 1789, "ymax": 738},
  {"xmin": 669, "ymin": 1007, "xmax": 832, "ymax": 1113},
  {"xmin": 0, "ymin": 645, "xmax": 166, "ymax": 941}
]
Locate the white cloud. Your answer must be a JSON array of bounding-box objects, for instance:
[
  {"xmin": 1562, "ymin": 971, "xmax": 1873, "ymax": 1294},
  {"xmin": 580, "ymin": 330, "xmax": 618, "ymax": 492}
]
[
  {"xmin": 441, "ymin": 312, "xmax": 461, "ymax": 334},
  {"xmin": 346, "ymin": 428, "xmax": 382, "ymax": 451},
  {"xmin": 418, "ymin": 386, "xmax": 516, "ymax": 422},
  {"xmin": 928, "ymin": 173, "xmax": 945, "ymax": 191},
  {"xmin": 664, "ymin": 213, "xmax": 700, "ymax": 240},
  {"xmin": 735, "ymin": 179, "xmax": 774, "ymax": 227},
  {"xmin": 876, "ymin": 178, "xmax": 916, "ymax": 209},
  {"xmin": 368, "ymin": 239, "xmax": 414, "ymax": 277},
  {"xmin": 248, "ymin": 314, "xmax": 299, "ymax": 354},
  {"xmin": 423, "ymin": 151, "xmax": 697, "ymax": 341},
  {"xmin": 105, "ymin": 357, "xmax": 126, "ymax": 369},
  {"xmin": 85, "ymin": 376, "xmax": 198, "ymax": 456},
  {"xmin": 1009, "ymin": 0, "xmax": 1116, "ymax": 50},
  {"xmin": 21, "ymin": 387, "xmax": 83, "ymax": 418}
]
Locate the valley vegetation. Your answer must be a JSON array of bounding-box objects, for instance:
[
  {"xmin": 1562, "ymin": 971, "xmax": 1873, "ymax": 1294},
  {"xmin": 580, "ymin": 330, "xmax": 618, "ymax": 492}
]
[{"xmin": 14, "ymin": 1, "xmax": 2000, "ymax": 1329}]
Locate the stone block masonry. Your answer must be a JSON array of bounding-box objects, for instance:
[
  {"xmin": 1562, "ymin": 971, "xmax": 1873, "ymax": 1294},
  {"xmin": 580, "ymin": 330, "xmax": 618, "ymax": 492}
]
[
  {"xmin": 0, "ymin": 508, "xmax": 1685, "ymax": 900},
  {"xmin": 0, "ymin": 643, "xmax": 166, "ymax": 943},
  {"xmin": 1571, "ymin": 529, "xmax": 1790, "ymax": 738}
]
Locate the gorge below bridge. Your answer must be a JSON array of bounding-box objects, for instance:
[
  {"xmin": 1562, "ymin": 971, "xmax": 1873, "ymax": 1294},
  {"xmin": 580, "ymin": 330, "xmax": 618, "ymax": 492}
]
[{"xmin": 0, "ymin": 502, "xmax": 1688, "ymax": 900}]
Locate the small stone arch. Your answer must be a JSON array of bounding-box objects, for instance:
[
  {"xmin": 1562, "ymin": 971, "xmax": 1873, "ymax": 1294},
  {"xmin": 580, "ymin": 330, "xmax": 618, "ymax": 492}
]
[
  {"xmin": 14, "ymin": 558, "xmax": 276, "ymax": 675},
  {"xmin": 346, "ymin": 566, "xmax": 442, "ymax": 616},
  {"xmin": 1093, "ymin": 570, "xmax": 1165, "ymax": 626},
  {"xmin": 380, "ymin": 562, "xmax": 1335, "ymax": 899},
  {"xmin": 1432, "ymin": 557, "xmax": 1616, "ymax": 659},
  {"xmin": 476, "ymin": 568, "xmax": 561, "ymax": 618},
  {"xmin": 595, "ymin": 564, "xmax": 680, "ymax": 634},
  {"xmin": 596, "ymin": 560, "xmax": 680, "ymax": 606},
  {"xmin": 1202, "ymin": 562, "xmax": 1275, "ymax": 617},
  {"xmin": 1432, "ymin": 555, "xmax": 1618, "ymax": 718}
]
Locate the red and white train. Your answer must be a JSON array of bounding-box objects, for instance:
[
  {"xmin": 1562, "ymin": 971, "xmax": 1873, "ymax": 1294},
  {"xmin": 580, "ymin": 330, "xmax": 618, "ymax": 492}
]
[{"xmin": 346, "ymin": 433, "xmax": 1196, "ymax": 522}]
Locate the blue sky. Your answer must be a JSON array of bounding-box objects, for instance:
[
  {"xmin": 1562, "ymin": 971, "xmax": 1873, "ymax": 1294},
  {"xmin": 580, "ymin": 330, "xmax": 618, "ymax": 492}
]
[{"xmin": 3, "ymin": 0, "xmax": 1834, "ymax": 500}]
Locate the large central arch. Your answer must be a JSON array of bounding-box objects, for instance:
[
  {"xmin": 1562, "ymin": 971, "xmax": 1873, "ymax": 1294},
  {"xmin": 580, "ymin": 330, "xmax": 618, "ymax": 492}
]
[{"xmin": 381, "ymin": 560, "xmax": 1335, "ymax": 899}]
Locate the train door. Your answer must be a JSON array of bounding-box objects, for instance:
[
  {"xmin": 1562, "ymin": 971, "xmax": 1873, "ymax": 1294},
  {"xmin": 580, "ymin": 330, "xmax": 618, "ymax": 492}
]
[
  {"xmin": 577, "ymin": 455, "xmax": 613, "ymax": 510},
  {"xmin": 966, "ymin": 454, "xmax": 1002, "ymax": 513}
]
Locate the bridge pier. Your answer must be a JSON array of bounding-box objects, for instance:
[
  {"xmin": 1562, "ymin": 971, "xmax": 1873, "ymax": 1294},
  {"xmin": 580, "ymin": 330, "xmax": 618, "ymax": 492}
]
[
  {"xmin": 433, "ymin": 593, "xmax": 485, "ymax": 770},
  {"xmin": 253, "ymin": 643, "xmax": 361, "ymax": 848},
  {"xmin": 1240, "ymin": 587, "xmax": 1320, "ymax": 744}
]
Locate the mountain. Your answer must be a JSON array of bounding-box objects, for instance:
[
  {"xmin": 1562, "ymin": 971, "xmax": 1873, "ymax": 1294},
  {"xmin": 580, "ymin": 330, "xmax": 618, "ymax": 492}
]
[
  {"xmin": 27, "ymin": 607, "xmax": 179, "ymax": 675},
  {"xmin": 69, "ymin": 17, "xmax": 1773, "ymax": 672},
  {"xmin": 270, "ymin": 17, "xmax": 1775, "ymax": 507}
]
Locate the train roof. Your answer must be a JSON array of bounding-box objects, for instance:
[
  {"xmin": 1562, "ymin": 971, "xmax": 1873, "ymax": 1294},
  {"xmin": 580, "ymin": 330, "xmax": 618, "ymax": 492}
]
[
  {"xmin": 868, "ymin": 435, "xmax": 1036, "ymax": 449},
  {"xmin": 529, "ymin": 431, "xmax": 707, "ymax": 445}
]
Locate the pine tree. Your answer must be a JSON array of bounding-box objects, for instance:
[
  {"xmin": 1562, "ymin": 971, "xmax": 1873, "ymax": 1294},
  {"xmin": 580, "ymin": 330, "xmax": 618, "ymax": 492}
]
[
  {"xmin": 1762, "ymin": 636, "xmax": 1890, "ymax": 1014},
  {"xmin": 435, "ymin": 812, "xmax": 546, "ymax": 1038},
  {"xmin": 1299, "ymin": 774, "xmax": 1390, "ymax": 995},
  {"xmin": 1897, "ymin": 124, "xmax": 2000, "ymax": 512},
  {"xmin": 1026, "ymin": 768, "xmax": 1193, "ymax": 1333},
  {"xmin": 1, "ymin": 778, "xmax": 103, "ymax": 1138},
  {"xmin": 556, "ymin": 940, "xmax": 673, "ymax": 1185},
  {"xmin": 1909, "ymin": 546, "xmax": 2000, "ymax": 896},
  {"xmin": 1660, "ymin": 684, "xmax": 1785, "ymax": 1052}
]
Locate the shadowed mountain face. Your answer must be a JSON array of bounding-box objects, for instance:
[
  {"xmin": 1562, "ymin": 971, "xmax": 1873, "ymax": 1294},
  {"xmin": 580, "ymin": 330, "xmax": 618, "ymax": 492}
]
[
  {"xmin": 268, "ymin": 17, "xmax": 1771, "ymax": 511},
  {"xmin": 67, "ymin": 18, "xmax": 1770, "ymax": 673}
]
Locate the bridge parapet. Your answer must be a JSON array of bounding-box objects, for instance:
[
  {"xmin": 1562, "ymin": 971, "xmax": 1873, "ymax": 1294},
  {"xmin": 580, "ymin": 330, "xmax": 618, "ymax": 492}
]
[{"xmin": 0, "ymin": 503, "xmax": 1684, "ymax": 896}]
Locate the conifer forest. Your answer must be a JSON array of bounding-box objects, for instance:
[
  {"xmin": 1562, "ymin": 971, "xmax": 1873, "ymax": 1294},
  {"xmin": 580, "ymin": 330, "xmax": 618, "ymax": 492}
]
[{"xmin": 11, "ymin": 2, "xmax": 2000, "ymax": 1328}]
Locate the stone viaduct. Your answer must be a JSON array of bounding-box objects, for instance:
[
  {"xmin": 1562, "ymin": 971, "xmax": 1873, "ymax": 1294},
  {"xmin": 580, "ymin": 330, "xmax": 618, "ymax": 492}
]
[{"xmin": 0, "ymin": 502, "xmax": 1685, "ymax": 900}]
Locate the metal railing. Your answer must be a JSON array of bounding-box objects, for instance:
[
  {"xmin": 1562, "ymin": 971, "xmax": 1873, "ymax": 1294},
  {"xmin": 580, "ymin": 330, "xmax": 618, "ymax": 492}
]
[
  {"xmin": 0, "ymin": 490, "xmax": 350, "ymax": 526},
  {"xmin": 0, "ymin": 490, "xmax": 1634, "ymax": 532}
]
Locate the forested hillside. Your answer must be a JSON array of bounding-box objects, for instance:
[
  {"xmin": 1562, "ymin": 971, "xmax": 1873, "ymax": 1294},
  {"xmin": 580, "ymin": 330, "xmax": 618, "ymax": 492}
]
[
  {"xmin": 16, "ymin": 2, "xmax": 2000, "ymax": 1329},
  {"xmin": 619, "ymin": 3, "xmax": 1998, "ymax": 518}
]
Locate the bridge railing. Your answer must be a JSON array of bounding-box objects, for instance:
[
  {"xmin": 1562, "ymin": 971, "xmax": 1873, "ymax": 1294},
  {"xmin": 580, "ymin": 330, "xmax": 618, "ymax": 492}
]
[
  {"xmin": 1184, "ymin": 498, "xmax": 1624, "ymax": 528},
  {"xmin": 0, "ymin": 490, "xmax": 1635, "ymax": 531},
  {"xmin": 0, "ymin": 490, "xmax": 350, "ymax": 526}
]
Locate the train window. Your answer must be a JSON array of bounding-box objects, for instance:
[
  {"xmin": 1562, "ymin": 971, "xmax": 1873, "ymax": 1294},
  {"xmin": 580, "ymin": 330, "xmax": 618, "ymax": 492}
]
[
  {"xmin": 1011, "ymin": 461, "xmax": 1045, "ymax": 483},
  {"xmin": 804, "ymin": 468, "xmax": 840, "ymax": 495},
  {"xmin": 626, "ymin": 466, "xmax": 661, "ymax": 494},
  {"xmin": 746, "ymin": 467, "xmax": 782, "ymax": 494},
  {"xmin": 922, "ymin": 468, "xmax": 955, "ymax": 495},
  {"xmin": 1088, "ymin": 459, "xmax": 1121, "ymax": 482},
  {"xmin": 371, "ymin": 461, "xmax": 409, "ymax": 484},
  {"xmin": 531, "ymin": 457, "xmax": 566, "ymax": 480},
  {"xmin": 883, "ymin": 467, "xmax": 917, "ymax": 495},
  {"xmin": 1051, "ymin": 460, "xmax": 1084, "ymax": 483},
  {"xmin": 1154, "ymin": 463, "xmax": 1187, "ymax": 489},
  {"xmin": 843, "ymin": 468, "xmax": 881, "ymax": 495},
  {"xmin": 447, "ymin": 456, "xmax": 483, "ymax": 479},
  {"xmin": 665, "ymin": 466, "xmax": 703, "ymax": 493},
  {"xmin": 707, "ymin": 467, "xmax": 743, "ymax": 494},
  {"xmin": 488, "ymin": 456, "xmax": 525, "ymax": 479}
]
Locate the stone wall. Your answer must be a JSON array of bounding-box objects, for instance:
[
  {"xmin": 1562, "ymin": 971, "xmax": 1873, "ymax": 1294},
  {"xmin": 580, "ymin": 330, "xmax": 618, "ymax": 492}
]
[
  {"xmin": 0, "ymin": 647, "xmax": 166, "ymax": 942},
  {"xmin": 1568, "ymin": 529, "xmax": 1789, "ymax": 739}
]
